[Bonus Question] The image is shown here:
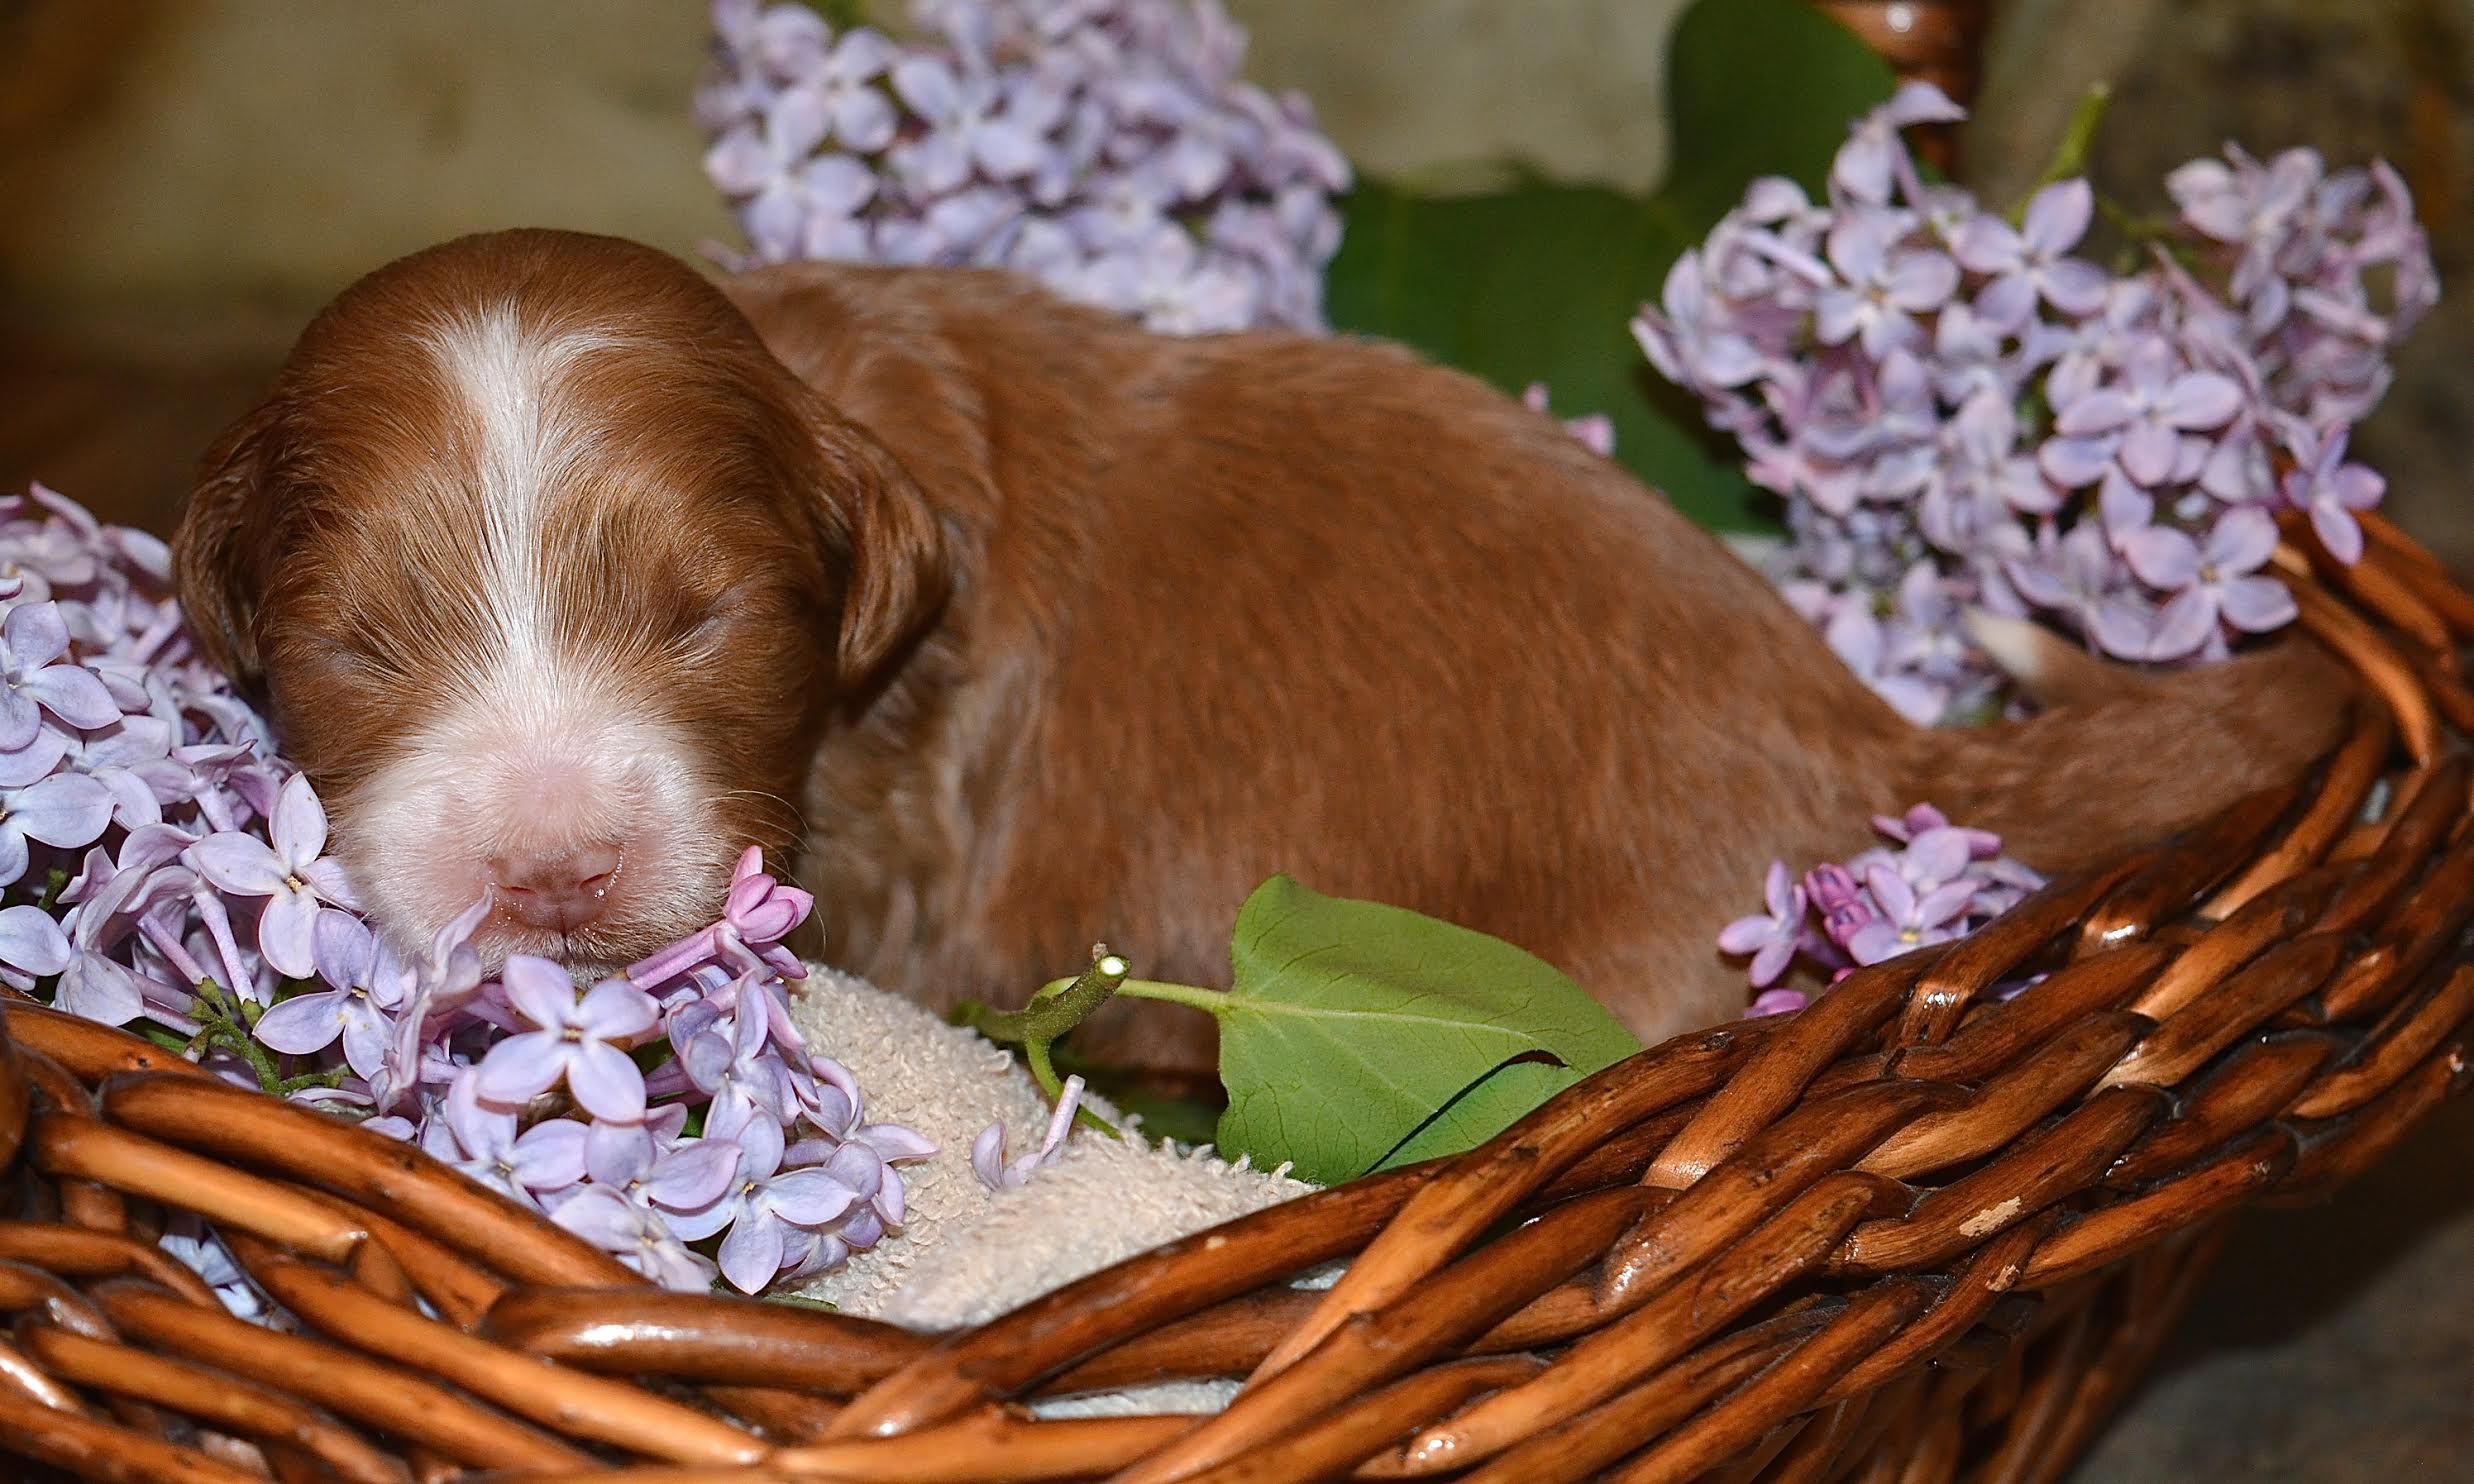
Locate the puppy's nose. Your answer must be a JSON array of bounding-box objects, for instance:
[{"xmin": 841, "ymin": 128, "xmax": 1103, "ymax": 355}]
[{"xmin": 490, "ymin": 843, "xmax": 622, "ymax": 931}]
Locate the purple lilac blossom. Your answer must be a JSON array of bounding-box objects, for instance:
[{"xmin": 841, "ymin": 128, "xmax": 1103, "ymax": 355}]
[
  {"xmin": 0, "ymin": 480, "xmax": 934, "ymax": 1305},
  {"xmin": 1635, "ymin": 85, "xmax": 2436, "ymax": 727},
  {"xmin": 697, "ymin": 0, "xmax": 1348, "ymax": 334},
  {"xmin": 1720, "ymin": 805, "xmax": 2047, "ymax": 1008}
]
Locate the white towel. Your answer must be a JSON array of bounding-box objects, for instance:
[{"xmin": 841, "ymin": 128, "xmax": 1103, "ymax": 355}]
[{"xmin": 784, "ymin": 968, "xmax": 1321, "ymax": 1414}]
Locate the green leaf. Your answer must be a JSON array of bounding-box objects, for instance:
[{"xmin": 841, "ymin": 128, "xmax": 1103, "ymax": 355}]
[
  {"xmin": 1213, "ymin": 875, "xmax": 1641, "ymax": 1185},
  {"xmin": 1320, "ymin": 0, "xmax": 1895, "ymax": 532}
]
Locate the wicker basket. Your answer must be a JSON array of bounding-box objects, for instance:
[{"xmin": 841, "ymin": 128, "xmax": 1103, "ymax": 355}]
[{"xmin": 4, "ymin": 524, "xmax": 2472, "ymax": 1484}]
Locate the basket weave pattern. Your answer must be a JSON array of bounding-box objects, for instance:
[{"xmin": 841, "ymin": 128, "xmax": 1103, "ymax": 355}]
[{"xmin": 1, "ymin": 513, "xmax": 2470, "ymax": 1481}]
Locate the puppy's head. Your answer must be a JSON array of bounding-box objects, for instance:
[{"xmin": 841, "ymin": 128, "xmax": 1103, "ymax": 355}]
[{"xmin": 174, "ymin": 229, "xmax": 946, "ymax": 972}]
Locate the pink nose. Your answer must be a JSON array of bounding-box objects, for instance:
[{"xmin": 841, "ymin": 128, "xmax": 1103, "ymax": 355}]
[{"xmin": 490, "ymin": 843, "xmax": 622, "ymax": 932}]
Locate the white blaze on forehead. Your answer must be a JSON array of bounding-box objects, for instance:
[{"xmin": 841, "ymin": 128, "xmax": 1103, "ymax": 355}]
[
  {"xmin": 420, "ymin": 303, "xmax": 628, "ymax": 693},
  {"xmin": 337, "ymin": 307, "xmax": 732, "ymax": 965}
]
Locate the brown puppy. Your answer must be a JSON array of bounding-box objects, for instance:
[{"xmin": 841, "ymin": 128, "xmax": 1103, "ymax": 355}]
[{"xmin": 173, "ymin": 228, "xmax": 2347, "ymax": 1069}]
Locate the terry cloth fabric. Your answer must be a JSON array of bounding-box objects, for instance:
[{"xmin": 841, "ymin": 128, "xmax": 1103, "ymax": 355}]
[{"xmin": 785, "ymin": 967, "xmax": 1320, "ymax": 1414}]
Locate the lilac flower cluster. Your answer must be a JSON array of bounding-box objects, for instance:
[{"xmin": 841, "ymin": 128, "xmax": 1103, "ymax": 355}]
[
  {"xmin": 1719, "ymin": 805, "xmax": 2045, "ymax": 1016},
  {"xmin": 1635, "ymin": 84, "xmax": 2438, "ymax": 725},
  {"xmin": 697, "ymin": 0, "xmax": 1349, "ymax": 334},
  {"xmin": 1, "ymin": 483, "xmax": 929, "ymax": 1300}
]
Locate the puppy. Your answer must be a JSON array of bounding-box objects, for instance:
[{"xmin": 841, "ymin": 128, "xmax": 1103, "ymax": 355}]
[{"xmin": 174, "ymin": 228, "xmax": 2347, "ymax": 1069}]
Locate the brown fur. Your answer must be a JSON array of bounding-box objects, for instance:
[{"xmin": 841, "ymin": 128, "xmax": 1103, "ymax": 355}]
[{"xmin": 174, "ymin": 229, "xmax": 2351, "ymax": 1068}]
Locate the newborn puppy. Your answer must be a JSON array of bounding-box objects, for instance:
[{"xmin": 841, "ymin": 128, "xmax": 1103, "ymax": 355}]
[{"xmin": 174, "ymin": 229, "xmax": 2346, "ymax": 1069}]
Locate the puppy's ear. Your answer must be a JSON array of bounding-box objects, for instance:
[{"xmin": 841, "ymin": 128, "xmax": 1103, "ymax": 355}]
[
  {"xmin": 172, "ymin": 398, "xmax": 285, "ymax": 688},
  {"xmin": 808, "ymin": 414, "xmax": 954, "ymax": 685}
]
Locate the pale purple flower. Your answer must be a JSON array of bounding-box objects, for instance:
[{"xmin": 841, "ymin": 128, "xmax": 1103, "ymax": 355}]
[
  {"xmin": 1747, "ymin": 988, "xmax": 1809, "ymax": 1018},
  {"xmin": 0, "ymin": 771, "xmax": 115, "ymax": 886},
  {"xmin": 471, "ymin": 960, "xmax": 659, "ymax": 1122},
  {"xmin": 1716, "ymin": 862, "xmax": 1806, "ymax": 989},
  {"xmin": 2121, "ymin": 507, "xmax": 2296, "ymax": 660},
  {"xmin": 186, "ymin": 774, "xmax": 354, "ymax": 979},
  {"xmin": 583, "ymin": 1114, "xmax": 740, "ymax": 1229},
  {"xmin": 1952, "ymin": 181, "xmax": 2108, "ymax": 327},
  {"xmin": 553, "ymin": 1185, "xmax": 719, "ymax": 1290},
  {"xmin": 0, "ymin": 601, "xmax": 120, "ymax": 750},
  {"xmin": 1633, "ymin": 252, "xmax": 1765, "ymax": 390},
  {"xmin": 251, "ymin": 910, "xmax": 407, "ymax": 1078},
  {"xmin": 1847, "ymin": 864, "xmax": 1975, "ymax": 965},
  {"xmin": 1831, "ymin": 81, "xmax": 1966, "ymax": 206},
  {"xmin": 0, "ymin": 901, "xmax": 71, "ymax": 991},
  {"xmin": 1815, "ymin": 211, "xmax": 1961, "ymax": 358},
  {"xmin": 973, "ymin": 1074, "xmax": 1085, "ymax": 1191},
  {"xmin": 669, "ymin": 1099, "xmax": 864, "ymax": 1294},
  {"xmin": 2280, "ymin": 423, "xmax": 2383, "ymax": 565},
  {"xmin": 2049, "ymin": 339, "xmax": 2242, "ymax": 488},
  {"xmin": 432, "ymin": 1072, "xmax": 590, "ymax": 1211}
]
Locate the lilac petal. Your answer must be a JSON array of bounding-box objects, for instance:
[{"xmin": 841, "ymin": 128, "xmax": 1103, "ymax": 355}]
[
  {"xmin": 2040, "ymin": 258, "xmax": 2109, "ymax": 316},
  {"xmin": 2121, "ymin": 527, "xmax": 2201, "ymax": 589},
  {"xmin": 56, "ymin": 952, "xmax": 145, "ymax": 1026},
  {"xmin": 1883, "ymin": 251, "xmax": 1960, "ymax": 311},
  {"xmin": 1915, "ymin": 879, "xmax": 1978, "ymax": 930},
  {"xmin": 295, "ymin": 857, "xmax": 359, "ymax": 910},
  {"xmin": 964, "ymin": 1117, "xmax": 1004, "ymax": 1187},
  {"xmin": 14, "ymin": 772, "xmax": 115, "ymax": 849},
  {"xmin": 645, "ymin": 1142, "xmax": 740, "ymax": 1209},
  {"xmin": 3, "ymin": 602, "xmax": 69, "ymax": 665},
  {"xmin": 1747, "ymin": 988, "xmax": 1810, "ymax": 1018},
  {"xmin": 1949, "ymin": 215, "xmax": 2021, "ymax": 275},
  {"xmin": 20, "ymin": 665, "xmax": 120, "ymax": 728},
  {"xmin": 1748, "ymin": 938, "xmax": 1797, "ymax": 988},
  {"xmin": 510, "ymin": 1120, "xmax": 589, "ymax": 1190},
  {"xmin": 500, "ymin": 956, "xmax": 578, "ymax": 1031},
  {"xmin": 1971, "ymin": 273, "xmax": 2036, "ymax": 332},
  {"xmin": 661, "ymin": 1191, "xmax": 743, "ymax": 1244},
  {"xmin": 2311, "ymin": 503, "xmax": 2366, "ymax": 565},
  {"xmin": 256, "ymin": 885, "xmax": 320, "ymax": 979},
  {"xmin": 2119, "ymin": 421, "xmax": 2182, "ymax": 487},
  {"xmin": 890, "ymin": 55, "xmax": 959, "ymax": 119},
  {"xmin": 718, "ymin": 1211, "xmax": 787, "ymax": 1294},
  {"xmin": 819, "ymin": 1141, "xmax": 884, "ymax": 1200},
  {"xmin": 312, "ymin": 909, "xmax": 373, "ymax": 991},
  {"xmin": 269, "ymin": 775, "xmax": 327, "ymax": 868},
  {"xmin": 0, "ymin": 903, "xmax": 71, "ymax": 976},
  {"xmin": 765, "ymin": 1168, "xmax": 861, "ymax": 1227},
  {"xmin": 2162, "ymin": 372, "xmax": 2242, "ymax": 429},
  {"xmin": 1717, "ymin": 914, "xmax": 1778, "ymax": 956},
  {"xmin": 2219, "ymin": 576, "xmax": 2299, "ymax": 633},
  {"xmin": 566, "ymin": 1041, "xmax": 648, "ymax": 1123},
  {"xmin": 585, "ymin": 1120, "xmax": 655, "ymax": 1188},
  {"xmin": 0, "ymin": 692, "xmax": 36, "ymax": 753},
  {"xmin": 0, "ymin": 731, "xmax": 69, "ymax": 789},
  {"xmin": 2146, "ymin": 588, "xmax": 2219, "ymax": 661},
  {"xmin": 473, "ymin": 1032, "xmax": 570, "ymax": 1106},
  {"xmin": 854, "ymin": 1123, "xmax": 936, "ymax": 1163},
  {"xmin": 829, "ymin": 88, "xmax": 896, "ymax": 152},
  {"xmin": 2054, "ymin": 391, "xmax": 2135, "ymax": 437},
  {"xmin": 705, "ymin": 125, "xmax": 776, "ymax": 196},
  {"xmin": 1903, "ymin": 829, "xmax": 1973, "ymax": 887},
  {"xmin": 2208, "ymin": 508, "xmax": 2280, "ymax": 571},
  {"xmin": 188, "ymin": 832, "xmax": 288, "ymax": 895},
  {"xmin": 765, "ymin": 85, "xmax": 831, "ymax": 162},
  {"xmin": 552, "ymin": 1187, "xmax": 645, "ymax": 1249},
  {"xmin": 575, "ymin": 979, "xmax": 659, "ymax": 1040},
  {"xmin": 1864, "ymin": 865, "xmax": 1916, "ymax": 923},
  {"xmin": 251, "ymin": 989, "xmax": 347, "ymax": 1056},
  {"xmin": 2039, "ymin": 436, "xmax": 2118, "ymax": 489},
  {"xmin": 2022, "ymin": 179, "xmax": 2093, "ymax": 254}
]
